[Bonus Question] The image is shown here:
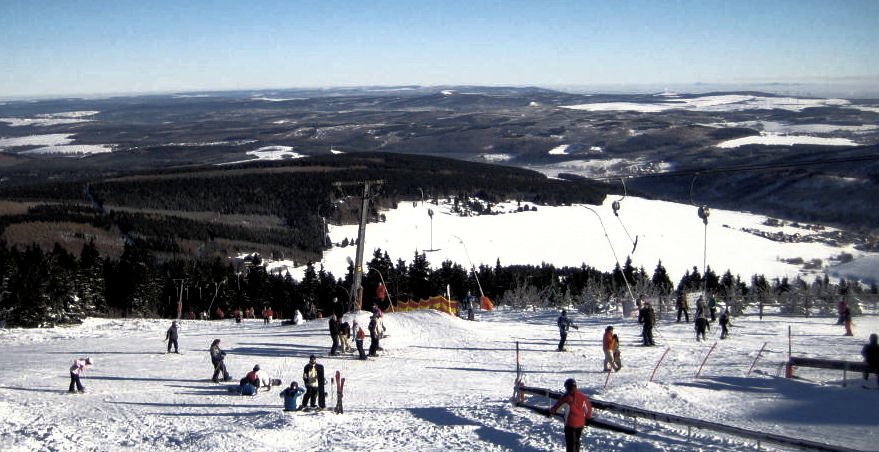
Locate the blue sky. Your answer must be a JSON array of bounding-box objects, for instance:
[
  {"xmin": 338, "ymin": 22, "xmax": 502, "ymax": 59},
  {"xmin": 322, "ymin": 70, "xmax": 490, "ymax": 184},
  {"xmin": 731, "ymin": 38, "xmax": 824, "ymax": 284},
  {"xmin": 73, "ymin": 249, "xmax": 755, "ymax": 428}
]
[{"xmin": 1, "ymin": 0, "xmax": 877, "ymax": 97}]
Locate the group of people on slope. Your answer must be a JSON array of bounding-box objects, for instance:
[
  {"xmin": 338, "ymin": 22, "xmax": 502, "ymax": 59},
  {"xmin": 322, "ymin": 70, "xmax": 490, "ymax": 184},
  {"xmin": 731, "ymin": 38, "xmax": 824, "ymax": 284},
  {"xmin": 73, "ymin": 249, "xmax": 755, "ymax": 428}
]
[{"xmin": 329, "ymin": 305, "xmax": 384, "ymax": 360}]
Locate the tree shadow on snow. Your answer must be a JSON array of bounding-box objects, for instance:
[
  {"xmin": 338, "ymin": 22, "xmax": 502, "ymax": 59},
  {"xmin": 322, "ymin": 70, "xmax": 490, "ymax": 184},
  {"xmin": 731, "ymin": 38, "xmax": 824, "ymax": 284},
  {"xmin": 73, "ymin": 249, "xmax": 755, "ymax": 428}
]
[
  {"xmin": 673, "ymin": 375, "xmax": 879, "ymax": 426},
  {"xmin": 409, "ymin": 406, "xmax": 543, "ymax": 452}
]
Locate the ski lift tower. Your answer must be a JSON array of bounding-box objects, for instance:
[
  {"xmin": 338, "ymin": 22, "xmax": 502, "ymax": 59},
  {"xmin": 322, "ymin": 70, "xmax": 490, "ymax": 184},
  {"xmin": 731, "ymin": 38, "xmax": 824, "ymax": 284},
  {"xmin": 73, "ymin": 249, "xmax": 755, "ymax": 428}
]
[{"xmin": 333, "ymin": 179, "xmax": 385, "ymax": 312}]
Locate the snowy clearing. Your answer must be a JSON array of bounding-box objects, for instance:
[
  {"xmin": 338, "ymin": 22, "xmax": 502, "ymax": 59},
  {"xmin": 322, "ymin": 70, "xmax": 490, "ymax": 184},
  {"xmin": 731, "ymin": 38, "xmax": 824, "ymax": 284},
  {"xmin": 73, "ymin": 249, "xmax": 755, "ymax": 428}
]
[
  {"xmin": 561, "ymin": 94, "xmax": 851, "ymax": 113},
  {"xmin": 0, "ymin": 308, "xmax": 876, "ymax": 451},
  {"xmin": 19, "ymin": 144, "xmax": 114, "ymax": 156},
  {"xmin": 0, "ymin": 133, "xmax": 75, "ymax": 148},
  {"xmin": 716, "ymin": 134, "xmax": 859, "ymax": 149},
  {"xmin": 0, "ymin": 111, "xmax": 99, "ymax": 127},
  {"xmin": 261, "ymin": 196, "xmax": 878, "ymax": 288}
]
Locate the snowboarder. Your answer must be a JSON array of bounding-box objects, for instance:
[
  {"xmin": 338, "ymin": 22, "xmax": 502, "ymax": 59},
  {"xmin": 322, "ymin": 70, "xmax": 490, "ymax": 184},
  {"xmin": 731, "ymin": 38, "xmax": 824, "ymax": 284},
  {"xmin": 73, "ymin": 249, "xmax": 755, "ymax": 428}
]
[
  {"xmin": 719, "ymin": 308, "xmax": 732, "ymax": 339},
  {"xmin": 339, "ymin": 320, "xmax": 351, "ymax": 353},
  {"xmin": 280, "ymin": 381, "xmax": 305, "ymax": 411},
  {"xmin": 68, "ymin": 357, "xmax": 92, "ymax": 393},
  {"xmin": 548, "ymin": 378, "xmax": 592, "ymax": 452},
  {"xmin": 368, "ymin": 314, "xmax": 380, "ymax": 357},
  {"xmin": 210, "ymin": 338, "xmax": 231, "ymax": 383},
  {"xmin": 354, "ymin": 320, "xmax": 367, "ymax": 360},
  {"xmin": 676, "ymin": 293, "xmax": 689, "ymax": 323},
  {"xmin": 695, "ymin": 315, "xmax": 710, "ymax": 342},
  {"xmin": 862, "ymin": 333, "xmax": 879, "ymax": 388},
  {"xmin": 638, "ymin": 302, "xmax": 656, "ymax": 346},
  {"xmin": 165, "ymin": 321, "xmax": 179, "ymax": 353},
  {"xmin": 329, "ymin": 314, "xmax": 341, "ymax": 356},
  {"xmin": 238, "ymin": 364, "xmax": 266, "ymax": 395},
  {"xmin": 556, "ymin": 310, "xmax": 578, "ymax": 351},
  {"xmin": 602, "ymin": 326, "xmax": 620, "ymax": 372},
  {"xmin": 842, "ymin": 303, "xmax": 854, "ymax": 336},
  {"xmin": 301, "ymin": 355, "xmax": 326, "ymax": 410}
]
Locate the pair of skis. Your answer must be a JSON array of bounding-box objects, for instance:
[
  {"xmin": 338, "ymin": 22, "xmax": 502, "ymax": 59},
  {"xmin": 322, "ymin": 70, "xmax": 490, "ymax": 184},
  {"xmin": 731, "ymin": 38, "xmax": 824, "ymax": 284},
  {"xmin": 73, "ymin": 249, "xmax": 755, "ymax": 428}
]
[{"xmin": 334, "ymin": 370, "xmax": 345, "ymax": 414}]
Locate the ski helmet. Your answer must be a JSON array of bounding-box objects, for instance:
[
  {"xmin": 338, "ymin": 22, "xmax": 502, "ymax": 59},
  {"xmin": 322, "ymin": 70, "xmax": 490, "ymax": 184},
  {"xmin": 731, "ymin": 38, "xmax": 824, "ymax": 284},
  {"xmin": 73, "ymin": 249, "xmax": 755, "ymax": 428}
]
[
  {"xmin": 253, "ymin": 365, "xmax": 260, "ymax": 371},
  {"xmin": 85, "ymin": 357, "xmax": 93, "ymax": 365},
  {"xmin": 564, "ymin": 378, "xmax": 577, "ymax": 390}
]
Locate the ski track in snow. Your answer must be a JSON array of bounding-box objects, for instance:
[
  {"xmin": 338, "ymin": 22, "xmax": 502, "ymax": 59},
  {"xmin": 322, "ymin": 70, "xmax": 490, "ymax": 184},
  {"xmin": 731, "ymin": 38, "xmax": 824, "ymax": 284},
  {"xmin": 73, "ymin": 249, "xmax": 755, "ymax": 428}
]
[{"xmin": 1, "ymin": 309, "xmax": 878, "ymax": 451}]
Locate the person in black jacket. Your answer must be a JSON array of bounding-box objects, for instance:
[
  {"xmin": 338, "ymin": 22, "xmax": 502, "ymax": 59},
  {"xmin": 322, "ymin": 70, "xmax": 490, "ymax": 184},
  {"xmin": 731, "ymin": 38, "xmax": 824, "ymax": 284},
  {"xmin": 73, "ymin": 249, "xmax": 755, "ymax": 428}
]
[
  {"xmin": 328, "ymin": 315, "xmax": 341, "ymax": 356},
  {"xmin": 301, "ymin": 355, "xmax": 326, "ymax": 410},
  {"xmin": 695, "ymin": 315, "xmax": 710, "ymax": 342},
  {"xmin": 210, "ymin": 338, "xmax": 231, "ymax": 383},
  {"xmin": 165, "ymin": 321, "xmax": 179, "ymax": 353},
  {"xmin": 862, "ymin": 333, "xmax": 879, "ymax": 388},
  {"xmin": 638, "ymin": 302, "xmax": 656, "ymax": 346},
  {"xmin": 368, "ymin": 315, "xmax": 380, "ymax": 357}
]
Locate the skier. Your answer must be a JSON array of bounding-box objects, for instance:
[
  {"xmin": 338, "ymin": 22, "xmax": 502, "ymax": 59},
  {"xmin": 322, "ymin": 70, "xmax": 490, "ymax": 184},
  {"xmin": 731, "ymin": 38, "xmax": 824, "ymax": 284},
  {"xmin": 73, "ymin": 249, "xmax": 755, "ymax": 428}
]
[
  {"xmin": 695, "ymin": 296, "xmax": 706, "ymax": 319},
  {"xmin": 462, "ymin": 291, "xmax": 476, "ymax": 320},
  {"xmin": 637, "ymin": 302, "xmax": 656, "ymax": 346},
  {"xmin": 556, "ymin": 310, "xmax": 578, "ymax": 352},
  {"xmin": 301, "ymin": 355, "xmax": 326, "ymax": 410},
  {"xmin": 708, "ymin": 296, "xmax": 717, "ymax": 322},
  {"xmin": 842, "ymin": 303, "xmax": 854, "ymax": 336},
  {"xmin": 353, "ymin": 320, "xmax": 367, "ymax": 360},
  {"xmin": 68, "ymin": 357, "xmax": 92, "ymax": 393},
  {"xmin": 837, "ymin": 300, "xmax": 848, "ymax": 325},
  {"xmin": 695, "ymin": 315, "xmax": 710, "ymax": 342},
  {"xmin": 368, "ymin": 314, "xmax": 380, "ymax": 357},
  {"xmin": 329, "ymin": 314, "xmax": 341, "ymax": 356},
  {"xmin": 339, "ymin": 320, "xmax": 351, "ymax": 353},
  {"xmin": 165, "ymin": 321, "xmax": 179, "ymax": 353},
  {"xmin": 719, "ymin": 308, "xmax": 732, "ymax": 339},
  {"xmin": 602, "ymin": 326, "xmax": 620, "ymax": 372},
  {"xmin": 675, "ymin": 293, "xmax": 689, "ymax": 323},
  {"xmin": 862, "ymin": 333, "xmax": 879, "ymax": 388},
  {"xmin": 210, "ymin": 338, "xmax": 231, "ymax": 383},
  {"xmin": 238, "ymin": 364, "xmax": 266, "ymax": 395},
  {"xmin": 280, "ymin": 381, "xmax": 306, "ymax": 411},
  {"xmin": 372, "ymin": 305, "xmax": 387, "ymax": 338},
  {"xmin": 548, "ymin": 378, "xmax": 592, "ymax": 452}
]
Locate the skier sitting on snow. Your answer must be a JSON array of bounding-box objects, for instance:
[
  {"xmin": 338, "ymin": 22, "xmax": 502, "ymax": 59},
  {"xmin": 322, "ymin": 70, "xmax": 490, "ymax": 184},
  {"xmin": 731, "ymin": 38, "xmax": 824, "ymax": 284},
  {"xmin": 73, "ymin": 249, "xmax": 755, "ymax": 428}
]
[
  {"xmin": 556, "ymin": 310, "xmax": 578, "ymax": 352},
  {"xmin": 238, "ymin": 365, "xmax": 266, "ymax": 395},
  {"xmin": 280, "ymin": 381, "xmax": 306, "ymax": 411},
  {"xmin": 68, "ymin": 357, "xmax": 92, "ymax": 393}
]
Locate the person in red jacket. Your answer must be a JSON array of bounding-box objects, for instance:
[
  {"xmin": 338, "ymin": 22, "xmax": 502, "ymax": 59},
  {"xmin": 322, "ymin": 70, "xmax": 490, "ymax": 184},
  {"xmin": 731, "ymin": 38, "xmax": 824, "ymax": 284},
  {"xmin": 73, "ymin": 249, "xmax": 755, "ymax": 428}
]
[{"xmin": 549, "ymin": 378, "xmax": 592, "ymax": 452}]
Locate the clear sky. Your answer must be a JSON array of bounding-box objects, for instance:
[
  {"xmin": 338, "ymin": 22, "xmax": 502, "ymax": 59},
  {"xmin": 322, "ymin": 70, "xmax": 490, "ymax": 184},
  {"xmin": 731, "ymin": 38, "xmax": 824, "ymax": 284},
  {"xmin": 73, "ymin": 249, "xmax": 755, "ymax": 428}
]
[{"xmin": 1, "ymin": 0, "xmax": 877, "ymax": 98}]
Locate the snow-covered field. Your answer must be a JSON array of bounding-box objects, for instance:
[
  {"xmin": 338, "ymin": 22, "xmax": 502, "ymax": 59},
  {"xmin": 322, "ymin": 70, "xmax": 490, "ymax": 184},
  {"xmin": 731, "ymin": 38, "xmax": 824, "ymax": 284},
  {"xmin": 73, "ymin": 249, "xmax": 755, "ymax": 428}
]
[
  {"xmin": 1, "ymin": 307, "xmax": 877, "ymax": 451},
  {"xmin": 716, "ymin": 134, "xmax": 859, "ymax": 148},
  {"xmin": 560, "ymin": 94, "xmax": 852, "ymax": 113},
  {"xmin": 0, "ymin": 111, "xmax": 98, "ymax": 127},
  {"xmin": 265, "ymin": 196, "xmax": 878, "ymax": 287}
]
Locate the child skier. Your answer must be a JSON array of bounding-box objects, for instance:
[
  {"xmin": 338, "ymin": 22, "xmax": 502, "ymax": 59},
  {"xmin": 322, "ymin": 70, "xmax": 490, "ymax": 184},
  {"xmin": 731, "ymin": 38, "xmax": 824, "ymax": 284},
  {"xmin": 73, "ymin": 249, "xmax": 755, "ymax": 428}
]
[
  {"xmin": 165, "ymin": 321, "xmax": 179, "ymax": 353},
  {"xmin": 280, "ymin": 381, "xmax": 306, "ymax": 411},
  {"xmin": 719, "ymin": 308, "xmax": 732, "ymax": 339},
  {"xmin": 68, "ymin": 357, "xmax": 92, "ymax": 393},
  {"xmin": 695, "ymin": 315, "xmax": 710, "ymax": 342},
  {"xmin": 354, "ymin": 321, "xmax": 367, "ymax": 360},
  {"xmin": 238, "ymin": 365, "xmax": 265, "ymax": 395},
  {"xmin": 612, "ymin": 333, "xmax": 622, "ymax": 370},
  {"xmin": 210, "ymin": 338, "xmax": 231, "ymax": 383},
  {"xmin": 601, "ymin": 326, "xmax": 620, "ymax": 372}
]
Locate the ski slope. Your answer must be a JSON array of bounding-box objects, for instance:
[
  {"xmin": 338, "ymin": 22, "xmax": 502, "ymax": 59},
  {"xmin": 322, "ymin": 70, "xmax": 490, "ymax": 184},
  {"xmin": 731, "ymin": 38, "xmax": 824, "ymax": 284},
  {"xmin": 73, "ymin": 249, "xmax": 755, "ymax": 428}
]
[{"xmin": 0, "ymin": 308, "xmax": 877, "ymax": 451}]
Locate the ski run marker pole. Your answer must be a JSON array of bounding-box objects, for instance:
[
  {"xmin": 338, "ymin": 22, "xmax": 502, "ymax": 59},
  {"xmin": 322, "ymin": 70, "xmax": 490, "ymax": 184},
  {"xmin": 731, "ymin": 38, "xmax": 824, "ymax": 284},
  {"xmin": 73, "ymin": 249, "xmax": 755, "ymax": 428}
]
[
  {"xmin": 696, "ymin": 341, "xmax": 718, "ymax": 378},
  {"xmin": 747, "ymin": 342, "xmax": 768, "ymax": 377},
  {"xmin": 650, "ymin": 347, "xmax": 672, "ymax": 382}
]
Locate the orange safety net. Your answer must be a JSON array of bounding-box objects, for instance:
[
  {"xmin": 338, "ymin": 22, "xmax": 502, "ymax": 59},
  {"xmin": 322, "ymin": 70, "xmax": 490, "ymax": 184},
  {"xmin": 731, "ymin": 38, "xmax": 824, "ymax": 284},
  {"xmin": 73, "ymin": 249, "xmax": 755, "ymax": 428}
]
[
  {"xmin": 396, "ymin": 296, "xmax": 459, "ymax": 316},
  {"xmin": 480, "ymin": 296, "xmax": 494, "ymax": 311}
]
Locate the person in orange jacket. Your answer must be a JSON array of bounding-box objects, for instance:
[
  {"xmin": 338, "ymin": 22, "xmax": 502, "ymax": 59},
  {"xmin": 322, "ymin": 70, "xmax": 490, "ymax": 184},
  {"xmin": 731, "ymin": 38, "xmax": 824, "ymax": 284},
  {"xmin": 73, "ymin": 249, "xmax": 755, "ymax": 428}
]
[
  {"xmin": 602, "ymin": 326, "xmax": 620, "ymax": 372},
  {"xmin": 548, "ymin": 378, "xmax": 592, "ymax": 452}
]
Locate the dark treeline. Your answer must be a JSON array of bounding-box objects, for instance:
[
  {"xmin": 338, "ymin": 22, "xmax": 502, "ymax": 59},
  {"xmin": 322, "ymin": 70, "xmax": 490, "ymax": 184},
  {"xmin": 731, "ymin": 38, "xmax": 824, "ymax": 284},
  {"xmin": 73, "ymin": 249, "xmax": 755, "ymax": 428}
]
[{"xmin": 1, "ymin": 239, "xmax": 874, "ymax": 328}]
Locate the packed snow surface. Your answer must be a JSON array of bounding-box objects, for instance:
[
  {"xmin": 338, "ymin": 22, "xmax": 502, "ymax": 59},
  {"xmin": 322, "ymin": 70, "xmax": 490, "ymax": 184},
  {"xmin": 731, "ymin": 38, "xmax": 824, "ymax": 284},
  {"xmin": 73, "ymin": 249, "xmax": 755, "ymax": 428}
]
[
  {"xmin": 266, "ymin": 196, "xmax": 877, "ymax": 287},
  {"xmin": 716, "ymin": 134, "xmax": 859, "ymax": 148},
  {"xmin": 1, "ymin": 309, "xmax": 877, "ymax": 451}
]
